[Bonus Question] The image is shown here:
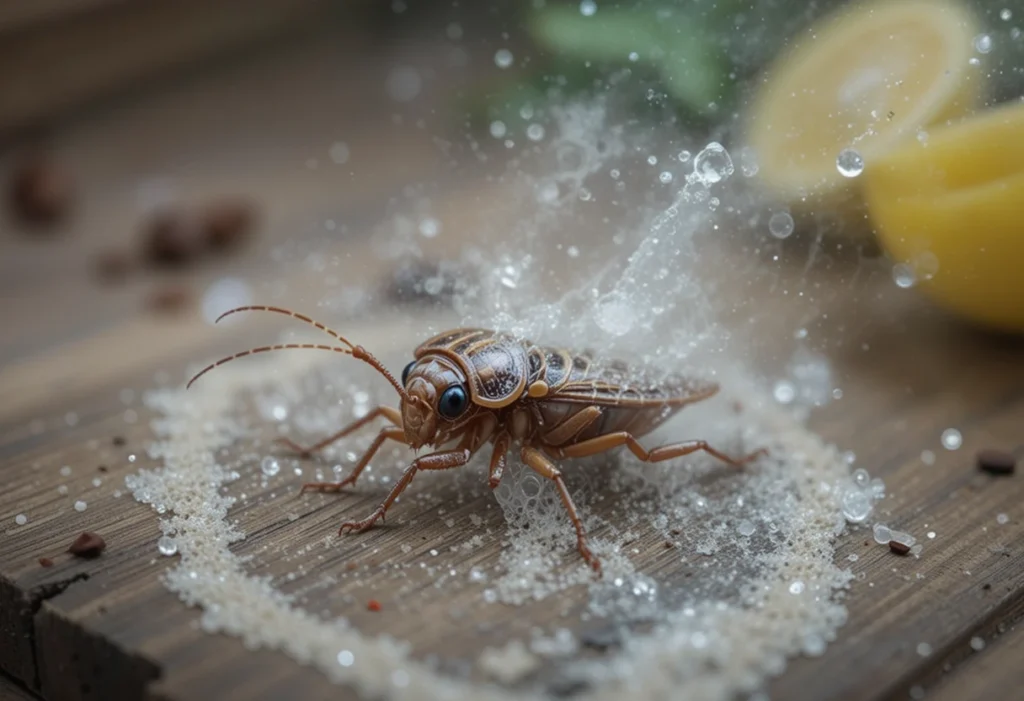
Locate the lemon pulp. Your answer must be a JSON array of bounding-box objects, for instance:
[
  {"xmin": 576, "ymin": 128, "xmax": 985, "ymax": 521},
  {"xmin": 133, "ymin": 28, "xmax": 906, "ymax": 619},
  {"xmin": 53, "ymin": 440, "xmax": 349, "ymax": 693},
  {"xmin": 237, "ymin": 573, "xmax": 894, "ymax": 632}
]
[
  {"xmin": 864, "ymin": 100, "xmax": 1024, "ymax": 333},
  {"xmin": 747, "ymin": 0, "xmax": 980, "ymax": 204}
]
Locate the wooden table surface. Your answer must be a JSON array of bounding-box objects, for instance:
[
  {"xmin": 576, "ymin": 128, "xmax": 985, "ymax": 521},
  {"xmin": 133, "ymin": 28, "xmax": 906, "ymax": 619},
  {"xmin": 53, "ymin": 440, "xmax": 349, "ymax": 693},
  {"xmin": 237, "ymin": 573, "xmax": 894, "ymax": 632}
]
[{"xmin": 2, "ymin": 23, "xmax": 1024, "ymax": 701}]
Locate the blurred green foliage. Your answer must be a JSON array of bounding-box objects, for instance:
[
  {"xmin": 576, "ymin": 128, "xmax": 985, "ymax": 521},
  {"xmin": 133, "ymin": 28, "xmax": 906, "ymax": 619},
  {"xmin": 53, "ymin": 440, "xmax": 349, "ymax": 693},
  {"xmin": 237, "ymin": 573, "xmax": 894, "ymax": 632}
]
[{"xmin": 470, "ymin": 0, "xmax": 1024, "ymax": 131}]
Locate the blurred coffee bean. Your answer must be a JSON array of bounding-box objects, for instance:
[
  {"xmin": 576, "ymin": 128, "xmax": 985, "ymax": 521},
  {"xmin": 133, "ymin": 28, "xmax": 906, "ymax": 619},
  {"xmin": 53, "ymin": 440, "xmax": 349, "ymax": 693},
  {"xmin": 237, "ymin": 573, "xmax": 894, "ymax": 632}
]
[
  {"xmin": 203, "ymin": 198, "xmax": 256, "ymax": 251},
  {"xmin": 143, "ymin": 208, "xmax": 204, "ymax": 266},
  {"xmin": 384, "ymin": 259, "xmax": 464, "ymax": 307},
  {"xmin": 8, "ymin": 156, "xmax": 73, "ymax": 226}
]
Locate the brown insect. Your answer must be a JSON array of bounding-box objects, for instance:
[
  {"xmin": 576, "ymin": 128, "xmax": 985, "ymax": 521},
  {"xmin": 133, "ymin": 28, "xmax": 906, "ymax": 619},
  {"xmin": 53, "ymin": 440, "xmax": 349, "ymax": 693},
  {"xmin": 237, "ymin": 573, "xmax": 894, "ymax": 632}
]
[{"xmin": 188, "ymin": 305, "xmax": 766, "ymax": 575}]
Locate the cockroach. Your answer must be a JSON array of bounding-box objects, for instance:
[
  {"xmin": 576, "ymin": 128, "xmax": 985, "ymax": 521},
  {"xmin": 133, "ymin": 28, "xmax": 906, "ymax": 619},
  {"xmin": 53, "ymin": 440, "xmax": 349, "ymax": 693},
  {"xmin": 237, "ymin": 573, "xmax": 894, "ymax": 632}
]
[{"xmin": 187, "ymin": 305, "xmax": 767, "ymax": 575}]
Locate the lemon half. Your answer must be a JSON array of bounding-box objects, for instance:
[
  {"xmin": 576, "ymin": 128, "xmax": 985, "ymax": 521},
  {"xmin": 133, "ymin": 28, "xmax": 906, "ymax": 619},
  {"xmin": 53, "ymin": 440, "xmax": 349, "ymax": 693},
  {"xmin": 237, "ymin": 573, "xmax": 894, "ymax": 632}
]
[
  {"xmin": 746, "ymin": 0, "xmax": 981, "ymax": 208},
  {"xmin": 864, "ymin": 100, "xmax": 1024, "ymax": 333}
]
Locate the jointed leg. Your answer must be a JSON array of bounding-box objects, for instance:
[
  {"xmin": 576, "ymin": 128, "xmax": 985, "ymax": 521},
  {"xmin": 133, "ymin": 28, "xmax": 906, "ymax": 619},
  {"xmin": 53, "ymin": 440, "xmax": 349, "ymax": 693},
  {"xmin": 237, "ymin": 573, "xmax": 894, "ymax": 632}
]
[
  {"xmin": 301, "ymin": 427, "xmax": 406, "ymax": 493},
  {"xmin": 338, "ymin": 446, "xmax": 473, "ymax": 535},
  {"xmin": 488, "ymin": 433, "xmax": 511, "ymax": 489},
  {"xmin": 520, "ymin": 445, "xmax": 602, "ymax": 575},
  {"xmin": 559, "ymin": 431, "xmax": 766, "ymax": 467},
  {"xmin": 542, "ymin": 406, "xmax": 602, "ymax": 446},
  {"xmin": 277, "ymin": 405, "xmax": 402, "ymax": 458}
]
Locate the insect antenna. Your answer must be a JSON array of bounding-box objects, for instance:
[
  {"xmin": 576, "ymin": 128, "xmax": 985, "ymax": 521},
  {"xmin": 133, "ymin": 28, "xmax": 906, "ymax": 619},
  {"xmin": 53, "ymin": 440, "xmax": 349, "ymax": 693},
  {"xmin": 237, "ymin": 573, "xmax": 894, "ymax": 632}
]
[{"xmin": 186, "ymin": 305, "xmax": 409, "ymax": 400}]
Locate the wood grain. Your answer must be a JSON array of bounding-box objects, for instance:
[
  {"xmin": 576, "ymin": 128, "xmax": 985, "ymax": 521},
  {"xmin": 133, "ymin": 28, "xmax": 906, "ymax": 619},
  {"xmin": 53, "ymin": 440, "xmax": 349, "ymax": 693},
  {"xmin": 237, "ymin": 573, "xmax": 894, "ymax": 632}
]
[{"xmin": 3, "ymin": 15, "xmax": 1024, "ymax": 701}]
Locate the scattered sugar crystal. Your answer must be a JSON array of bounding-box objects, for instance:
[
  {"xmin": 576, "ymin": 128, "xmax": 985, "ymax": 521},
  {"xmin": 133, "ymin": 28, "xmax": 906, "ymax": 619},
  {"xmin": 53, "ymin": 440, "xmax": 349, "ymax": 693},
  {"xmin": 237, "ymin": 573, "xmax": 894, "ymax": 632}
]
[
  {"xmin": 890, "ymin": 531, "xmax": 916, "ymax": 547},
  {"xmin": 478, "ymin": 640, "xmax": 538, "ymax": 683},
  {"xmin": 873, "ymin": 524, "xmax": 891, "ymax": 544},
  {"xmin": 261, "ymin": 456, "xmax": 281, "ymax": 477},
  {"xmin": 841, "ymin": 489, "xmax": 872, "ymax": 523}
]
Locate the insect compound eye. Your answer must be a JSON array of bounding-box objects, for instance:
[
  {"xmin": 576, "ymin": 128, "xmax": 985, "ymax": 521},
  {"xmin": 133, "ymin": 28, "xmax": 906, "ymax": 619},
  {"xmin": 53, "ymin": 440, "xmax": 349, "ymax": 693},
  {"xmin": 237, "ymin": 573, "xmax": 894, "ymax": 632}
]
[
  {"xmin": 401, "ymin": 361, "xmax": 416, "ymax": 387},
  {"xmin": 437, "ymin": 385, "xmax": 469, "ymax": 419}
]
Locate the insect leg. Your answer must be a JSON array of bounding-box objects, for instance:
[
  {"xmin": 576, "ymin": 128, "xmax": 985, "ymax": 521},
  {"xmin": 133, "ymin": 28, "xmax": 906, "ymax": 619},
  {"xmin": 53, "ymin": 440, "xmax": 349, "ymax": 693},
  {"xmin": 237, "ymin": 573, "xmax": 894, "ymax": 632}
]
[
  {"xmin": 541, "ymin": 405, "xmax": 602, "ymax": 445},
  {"xmin": 338, "ymin": 446, "xmax": 473, "ymax": 535},
  {"xmin": 520, "ymin": 445, "xmax": 602, "ymax": 575},
  {"xmin": 301, "ymin": 427, "xmax": 406, "ymax": 493},
  {"xmin": 559, "ymin": 432, "xmax": 766, "ymax": 467},
  {"xmin": 488, "ymin": 433, "xmax": 511, "ymax": 490},
  {"xmin": 278, "ymin": 405, "xmax": 402, "ymax": 458}
]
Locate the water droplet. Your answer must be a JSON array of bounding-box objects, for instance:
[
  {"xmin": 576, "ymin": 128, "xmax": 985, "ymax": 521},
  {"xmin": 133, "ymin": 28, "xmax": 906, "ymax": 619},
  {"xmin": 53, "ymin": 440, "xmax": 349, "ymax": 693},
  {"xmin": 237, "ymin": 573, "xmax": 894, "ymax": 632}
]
[
  {"xmin": 677, "ymin": 149, "xmax": 691, "ymax": 163},
  {"xmin": 996, "ymin": 513, "xmax": 1009, "ymax": 525},
  {"xmin": 526, "ymin": 123, "xmax": 545, "ymax": 141},
  {"xmin": 658, "ymin": 171, "xmax": 673, "ymax": 184},
  {"xmin": 489, "ymin": 120, "xmax": 507, "ymax": 138},
  {"xmin": 419, "ymin": 218, "xmax": 441, "ymax": 238},
  {"xmin": 261, "ymin": 456, "xmax": 281, "ymax": 477},
  {"xmin": 566, "ymin": 246, "xmax": 580, "ymax": 258},
  {"xmin": 974, "ymin": 34, "xmax": 993, "ymax": 54},
  {"xmin": 158, "ymin": 535, "xmax": 178, "ymax": 556},
  {"xmin": 15, "ymin": 514, "xmax": 27, "ymax": 526},
  {"xmin": 892, "ymin": 263, "xmax": 916, "ymax": 288},
  {"xmin": 921, "ymin": 449, "xmax": 936, "ymax": 465},
  {"xmin": 446, "ymin": 22, "xmax": 463, "ymax": 40},
  {"xmin": 772, "ymin": 380, "xmax": 796, "ymax": 404},
  {"xmin": 737, "ymin": 146, "xmax": 760, "ymax": 177},
  {"xmin": 385, "ymin": 65, "xmax": 422, "ymax": 102},
  {"xmin": 737, "ymin": 520, "xmax": 756, "ymax": 537},
  {"xmin": 836, "ymin": 148, "xmax": 864, "ymax": 177},
  {"xmin": 968, "ymin": 56, "xmax": 981, "ymax": 67},
  {"xmin": 970, "ymin": 636, "xmax": 985, "ymax": 651},
  {"xmin": 853, "ymin": 468, "xmax": 870, "ymax": 488},
  {"xmin": 768, "ymin": 211, "xmax": 795, "ymax": 239},
  {"xmin": 494, "ymin": 49, "xmax": 514, "ymax": 69},
  {"xmin": 873, "ymin": 523, "xmax": 891, "ymax": 544},
  {"xmin": 647, "ymin": 155, "xmax": 658, "ymax": 166},
  {"xmin": 693, "ymin": 142, "xmax": 734, "ymax": 184},
  {"xmin": 337, "ymin": 649, "xmax": 355, "ymax": 667},
  {"xmin": 579, "ymin": 0, "xmax": 597, "ymax": 16},
  {"xmin": 917, "ymin": 642, "xmax": 933, "ymax": 657},
  {"xmin": 1000, "ymin": 8, "xmax": 1012, "ymax": 21},
  {"xmin": 74, "ymin": 500, "xmax": 87, "ymax": 512},
  {"xmin": 329, "ymin": 142, "xmax": 350, "ymax": 164},
  {"xmin": 789, "ymin": 580, "xmax": 805, "ymax": 595},
  {"xmin": 941, "ymin": 428, "xmax": 962, "ymax": 450},
  {"xmin": 628, "ymin": 51, "xmax": 639, "ymax": 62},
  {"xmin": 841, "ymin": 489, "xmax": 872, "ymax": 523}
]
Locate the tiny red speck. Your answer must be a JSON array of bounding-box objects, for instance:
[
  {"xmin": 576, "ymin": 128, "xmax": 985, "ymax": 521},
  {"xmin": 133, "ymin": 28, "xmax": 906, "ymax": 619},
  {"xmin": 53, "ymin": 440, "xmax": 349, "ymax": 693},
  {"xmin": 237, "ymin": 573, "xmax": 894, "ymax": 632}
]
[{"xmin": 367, "ymin": 599, "xmax": 382, "ymax": 612}]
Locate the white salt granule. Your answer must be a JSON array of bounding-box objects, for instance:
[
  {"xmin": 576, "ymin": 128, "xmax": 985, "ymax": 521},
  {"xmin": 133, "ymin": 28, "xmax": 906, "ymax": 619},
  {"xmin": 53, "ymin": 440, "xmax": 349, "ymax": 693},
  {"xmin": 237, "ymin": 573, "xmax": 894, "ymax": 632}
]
[
  {"xmin": 128, "ymin": 346, "xmax": 866, "ymax": 701},
  {"xmin": 478, "ymin": 640, "xmax": 539, "ymax": 684}
]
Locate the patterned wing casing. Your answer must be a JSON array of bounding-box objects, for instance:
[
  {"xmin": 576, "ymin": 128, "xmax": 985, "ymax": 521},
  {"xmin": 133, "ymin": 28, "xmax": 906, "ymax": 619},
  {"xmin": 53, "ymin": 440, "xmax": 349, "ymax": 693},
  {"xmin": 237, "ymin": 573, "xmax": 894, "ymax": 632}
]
[
  {"xmin": 416, "ymin": 329, "xmax": 528, "ymax": 408},
  {"xmin": 543, "ymin": 348, "xmax": 719, "ymax": 408}
]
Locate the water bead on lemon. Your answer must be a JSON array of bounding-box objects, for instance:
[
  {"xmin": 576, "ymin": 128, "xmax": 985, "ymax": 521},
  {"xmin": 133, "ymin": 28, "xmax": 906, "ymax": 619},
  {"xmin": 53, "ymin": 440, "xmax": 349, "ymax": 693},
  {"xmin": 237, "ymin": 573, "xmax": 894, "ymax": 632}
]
[
  {"xmin": 864, "ymin": 100, "xmax": 1024, "ymax": 333},
  {"xmin": 746, "ymin": 0, "xmax": 981, "ymax": 211}
]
